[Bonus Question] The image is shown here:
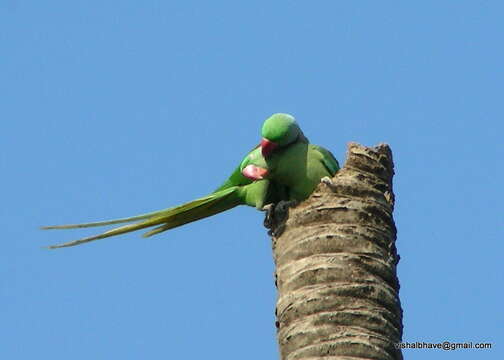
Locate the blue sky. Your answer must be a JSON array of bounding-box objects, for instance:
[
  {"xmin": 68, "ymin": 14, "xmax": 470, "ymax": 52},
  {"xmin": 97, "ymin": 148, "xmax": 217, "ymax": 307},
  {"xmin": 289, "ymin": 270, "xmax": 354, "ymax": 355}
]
[{"xmin": 2, "ymin": 1, "xmax": 502, "ymax": 359}]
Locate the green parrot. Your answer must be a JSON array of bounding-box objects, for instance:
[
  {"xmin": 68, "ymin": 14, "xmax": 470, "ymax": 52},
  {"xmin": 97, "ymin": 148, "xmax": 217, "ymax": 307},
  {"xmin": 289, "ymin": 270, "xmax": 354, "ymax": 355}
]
[
  {"xmin": 244, "ymin": 113, "xmax": 340, "ymax": 201},
  {"xmin": 42, "ymin": 148, "xmax": 282, "ymax": 249}
]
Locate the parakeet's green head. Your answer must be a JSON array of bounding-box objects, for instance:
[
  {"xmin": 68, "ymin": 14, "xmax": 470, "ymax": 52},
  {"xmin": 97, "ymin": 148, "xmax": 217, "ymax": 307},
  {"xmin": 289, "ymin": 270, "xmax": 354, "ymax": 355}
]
[
  {"xmin": 260, "ymin": 113, "xmax": 303, "ymax": 157},
  {"xmin": 240, "ymin": 147, "xmax": 269, "ymax": 180}
]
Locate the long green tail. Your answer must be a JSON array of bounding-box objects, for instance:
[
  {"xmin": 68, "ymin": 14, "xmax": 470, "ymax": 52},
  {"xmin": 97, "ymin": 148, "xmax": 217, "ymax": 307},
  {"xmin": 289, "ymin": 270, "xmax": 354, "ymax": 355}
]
[
  {"xmin": 41, "ymin": 209, "xmax": 170, "ymax": 230},
  {"xmin": 44, "ymin": 187, "xmax": 242, "ymax": 249}
]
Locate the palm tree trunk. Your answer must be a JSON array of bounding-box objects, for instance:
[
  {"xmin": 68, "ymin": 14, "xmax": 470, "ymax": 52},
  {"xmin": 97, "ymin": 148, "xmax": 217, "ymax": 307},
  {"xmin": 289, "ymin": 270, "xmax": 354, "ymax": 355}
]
[{"xmin": 269, "ymin": 143, "xmax": 402, "ymax": 360}]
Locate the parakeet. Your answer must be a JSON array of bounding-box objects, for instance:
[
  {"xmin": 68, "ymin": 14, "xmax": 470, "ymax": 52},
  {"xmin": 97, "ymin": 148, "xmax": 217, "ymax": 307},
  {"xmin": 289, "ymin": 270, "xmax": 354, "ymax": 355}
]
[
  {"xmin": 42, "ymin": 148, "xmax": 281, "ymax": 249},
  {"xmin": 244, "ymin": 113, "xmax": 340, "ymax": 201},
  {"xmin": 42, "ymin": 113, "xmax": 337, "ymax": 249}
]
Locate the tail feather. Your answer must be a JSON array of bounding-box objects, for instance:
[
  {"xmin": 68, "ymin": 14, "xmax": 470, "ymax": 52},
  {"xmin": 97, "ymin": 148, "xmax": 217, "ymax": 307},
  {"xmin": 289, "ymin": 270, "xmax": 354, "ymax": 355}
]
[
  {"xmin": 46, "ymin": 187, "xmax": 241, "ymax": 249},
  {"xmin": 41, "ymin": 209, "xmax": 174, "ymax": 230},
  {"xmin": 141, "ymin": 193, "xmax": 238, "ymax": 238}
]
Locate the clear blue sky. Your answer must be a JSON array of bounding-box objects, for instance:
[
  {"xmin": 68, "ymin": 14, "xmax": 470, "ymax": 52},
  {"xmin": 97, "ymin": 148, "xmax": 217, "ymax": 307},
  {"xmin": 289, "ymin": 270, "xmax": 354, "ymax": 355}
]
[{"xmin": 2, "ymin": 1, "xmax": 502, "ymax": 359}]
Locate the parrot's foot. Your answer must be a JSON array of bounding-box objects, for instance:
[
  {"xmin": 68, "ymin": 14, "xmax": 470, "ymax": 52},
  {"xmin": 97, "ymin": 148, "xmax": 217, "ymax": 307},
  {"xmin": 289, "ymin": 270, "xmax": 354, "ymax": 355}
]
[
  {"xmin": 263, "ymin": 200, "xmax": 298, "ymax": 236},
  {"xmin": 276, "ymin": 200, "xmax": 298, "ymax": 214},
  {"xmin": 321, "ymin": 176, "xmax": 337, "ymax": 191}
]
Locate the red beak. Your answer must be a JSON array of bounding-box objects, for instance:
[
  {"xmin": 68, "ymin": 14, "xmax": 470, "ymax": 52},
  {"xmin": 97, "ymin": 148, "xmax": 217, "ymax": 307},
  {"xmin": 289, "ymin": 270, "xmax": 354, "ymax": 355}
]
[
  {"xmin": 242, "ymin": 165, "xmax": 269, "ymax": 180},
  {"xmin": 260, "ymin": 138, "xmax": 278, "ymax": 158}
]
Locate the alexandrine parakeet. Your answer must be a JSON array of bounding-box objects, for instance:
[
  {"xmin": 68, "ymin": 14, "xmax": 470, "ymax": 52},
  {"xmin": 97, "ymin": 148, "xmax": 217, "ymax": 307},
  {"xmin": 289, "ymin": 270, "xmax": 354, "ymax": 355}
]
[
  {"xmin": 42, "ymin": 148, "xmax": 282, "ymax": 249},
  {"xmin": 244, "ymin": 113, "xmax": 340, "ymax": 201}
]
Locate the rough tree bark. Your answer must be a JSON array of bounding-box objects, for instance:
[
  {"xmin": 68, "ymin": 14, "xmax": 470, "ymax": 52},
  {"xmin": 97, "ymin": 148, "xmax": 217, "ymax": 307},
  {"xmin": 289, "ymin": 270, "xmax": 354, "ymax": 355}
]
[{"xmin": 269, "ymin": 143, "xmax": 402, "ymax": 360}]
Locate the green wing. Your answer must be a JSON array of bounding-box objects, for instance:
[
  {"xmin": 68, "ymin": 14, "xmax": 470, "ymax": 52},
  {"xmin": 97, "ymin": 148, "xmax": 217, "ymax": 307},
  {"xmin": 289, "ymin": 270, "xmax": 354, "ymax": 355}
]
[{"xmin": 310, "ymin": 144, "xmax": 340, "ymax": 176}]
